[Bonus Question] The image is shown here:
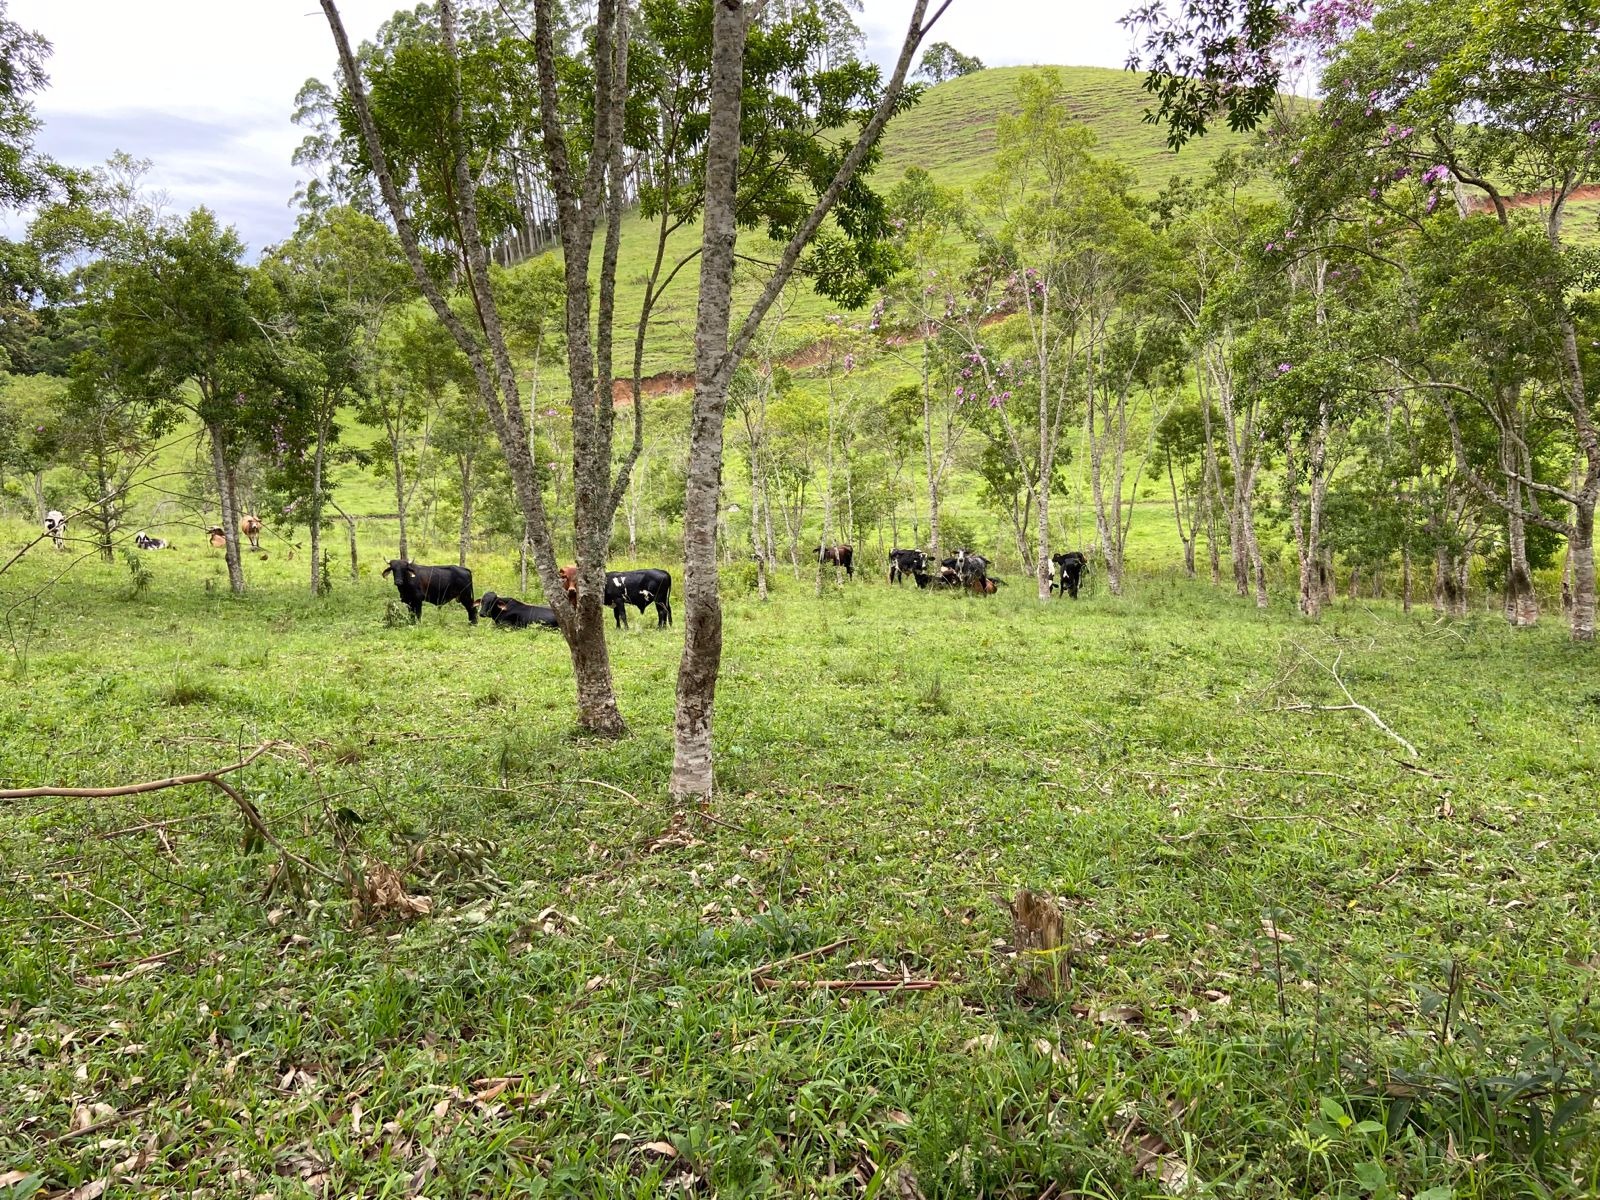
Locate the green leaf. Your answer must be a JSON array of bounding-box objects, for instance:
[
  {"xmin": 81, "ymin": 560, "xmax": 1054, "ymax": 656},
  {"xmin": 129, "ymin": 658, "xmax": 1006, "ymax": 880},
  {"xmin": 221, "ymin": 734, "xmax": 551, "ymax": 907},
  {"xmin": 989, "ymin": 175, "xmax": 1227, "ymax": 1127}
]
[
  {"xmin": 1319, "ymin": 1095, "xmax": 1349, "ymax": 1125},
  {"xmin": 1353, "ymin": 1160, "xmax": 1387, "ymax": 1192},
  {"xmin": 1413, "ymin": 1187, "xmax": 1453, "ymax": 1200}
]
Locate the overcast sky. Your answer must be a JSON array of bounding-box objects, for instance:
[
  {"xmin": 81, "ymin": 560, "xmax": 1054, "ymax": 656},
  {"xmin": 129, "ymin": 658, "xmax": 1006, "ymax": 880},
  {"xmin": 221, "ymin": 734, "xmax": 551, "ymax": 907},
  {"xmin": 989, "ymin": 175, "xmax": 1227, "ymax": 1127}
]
[{"xmin": 10, "ymin": 0, "xmax": 1138, "ymax": 255}]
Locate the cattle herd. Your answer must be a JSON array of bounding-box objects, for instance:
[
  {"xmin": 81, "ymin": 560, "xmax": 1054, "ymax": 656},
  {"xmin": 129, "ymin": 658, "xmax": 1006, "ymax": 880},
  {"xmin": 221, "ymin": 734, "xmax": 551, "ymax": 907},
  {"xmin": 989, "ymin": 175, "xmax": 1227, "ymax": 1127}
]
[
  {"xmin": 35, "ymin": 510, "xmax": 1087, "ymax": 628},
  {"xmin": 382, "ymin": 557, "xmax": 675, "ymax": 631}
]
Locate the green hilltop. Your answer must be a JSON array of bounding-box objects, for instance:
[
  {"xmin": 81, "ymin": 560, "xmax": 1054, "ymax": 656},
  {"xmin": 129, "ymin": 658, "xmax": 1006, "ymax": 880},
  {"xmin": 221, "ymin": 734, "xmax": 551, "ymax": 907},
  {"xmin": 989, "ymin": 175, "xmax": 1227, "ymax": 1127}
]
[{"xmin": 593, "ymin": 65, "xmax": 1258, "ymax": 379}]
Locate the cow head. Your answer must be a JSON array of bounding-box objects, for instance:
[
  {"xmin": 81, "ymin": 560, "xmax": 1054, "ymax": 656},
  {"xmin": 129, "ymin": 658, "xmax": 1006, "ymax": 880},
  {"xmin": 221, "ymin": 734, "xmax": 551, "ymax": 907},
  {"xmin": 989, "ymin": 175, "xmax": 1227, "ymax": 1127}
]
[
  {"xmin": 382, "ymin": 559, "xmax": 414, "ymax": 582},
  {"xmin": 477, "ymin": 591, "xmax": 499, "ymax": 618}
]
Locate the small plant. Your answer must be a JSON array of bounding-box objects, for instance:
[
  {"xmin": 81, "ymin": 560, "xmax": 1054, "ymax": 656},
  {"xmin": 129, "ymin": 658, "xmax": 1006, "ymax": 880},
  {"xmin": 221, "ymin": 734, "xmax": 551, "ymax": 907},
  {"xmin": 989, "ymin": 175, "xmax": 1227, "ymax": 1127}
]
[
  {"xmin": 160, "ymin": 670, "xmax": 218, "ymax": 707},
  {"xmin": 916, "ymin": 671, "xmax": 949, "ymax": 713},
  {"xmin": 316, "ymin": 549, "xmax": 334, "ymax": 597},
  {"xmin": 121, "ymin": 547, "xmax": 154, "ymax": 598},
  {"xmin": 383, "ymin": 599, "xmax": 412, "ymax": 628}
]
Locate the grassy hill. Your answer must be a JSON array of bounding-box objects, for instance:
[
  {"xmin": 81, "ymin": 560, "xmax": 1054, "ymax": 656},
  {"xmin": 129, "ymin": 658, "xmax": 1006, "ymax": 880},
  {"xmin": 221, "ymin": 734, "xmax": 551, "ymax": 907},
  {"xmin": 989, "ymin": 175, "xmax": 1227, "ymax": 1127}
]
[{"xmin": 600, "ymin": 65, "xmax": 1257, "ymax": 379}]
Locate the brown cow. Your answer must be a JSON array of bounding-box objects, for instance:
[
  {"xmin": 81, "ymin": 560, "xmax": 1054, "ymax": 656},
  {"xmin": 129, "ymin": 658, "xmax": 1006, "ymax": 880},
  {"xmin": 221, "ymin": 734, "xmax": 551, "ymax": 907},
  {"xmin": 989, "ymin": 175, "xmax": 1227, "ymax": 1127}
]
[
  {"xmin": 207, "ymin": 526, "xmax": 227, "ymax": 549},
  {"xmin": 557, "ymin": 564, "xmax": 578, "ymax": 606},
  {"xmin": 814, "ymin": 543, "xmax": 854, "ymax": 578},
  {"xmin": 240, "ymin": 514, "xmax": 263, "ymax": 551}
]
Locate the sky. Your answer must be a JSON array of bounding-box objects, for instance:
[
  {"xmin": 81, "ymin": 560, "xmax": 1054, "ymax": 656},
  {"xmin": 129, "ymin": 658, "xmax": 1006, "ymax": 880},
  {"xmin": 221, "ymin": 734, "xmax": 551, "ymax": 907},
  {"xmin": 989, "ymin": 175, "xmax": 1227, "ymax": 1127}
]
[{"xmin": 9, "ymin": 0, "xmax": 1139, "ymax": 256}]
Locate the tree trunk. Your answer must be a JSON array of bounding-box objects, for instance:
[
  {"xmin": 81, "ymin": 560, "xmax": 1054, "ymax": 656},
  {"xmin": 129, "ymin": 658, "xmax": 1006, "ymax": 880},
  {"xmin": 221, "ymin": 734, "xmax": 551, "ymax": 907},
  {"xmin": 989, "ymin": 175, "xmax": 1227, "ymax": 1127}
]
[
  {"xmin": 671, "ymin": 0, "xmax": 745, "ymax": 805},
  {"xmin": 458, "ymin": 455, "xmax": 473, "ymax": 567},
  {"xmin": 1402, "ymin": 545, "xmax": 1413, "ymax": 614},
  {"xmin": 391, "ymin": 434, "xmax": 409, "ymax": 560},
  {"xmin": 208, "ymin": 421, "xmax": 245, "ymax": 595},
  {"xmin": 1571, "ymin": 498, "xmax": 1596, "ymax": 641},
  {"xmin": 1502, "ymin": 460, "xmax": 1538, "ymax": 627},
  {"xmin": 923, "ymin": 343, "xmax": 942, "ymax": 558},
  {"xmin": 310, "ymin": 412, "xmax": 326, "ymax": 598}
]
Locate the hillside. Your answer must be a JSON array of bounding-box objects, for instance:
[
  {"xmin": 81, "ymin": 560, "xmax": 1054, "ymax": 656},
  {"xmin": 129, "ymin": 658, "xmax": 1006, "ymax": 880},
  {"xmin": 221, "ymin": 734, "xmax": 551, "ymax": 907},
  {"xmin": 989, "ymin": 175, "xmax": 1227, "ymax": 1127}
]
[{"xmin": 594, "ymin": 65, "xmax": 1257, "ymax": 379}]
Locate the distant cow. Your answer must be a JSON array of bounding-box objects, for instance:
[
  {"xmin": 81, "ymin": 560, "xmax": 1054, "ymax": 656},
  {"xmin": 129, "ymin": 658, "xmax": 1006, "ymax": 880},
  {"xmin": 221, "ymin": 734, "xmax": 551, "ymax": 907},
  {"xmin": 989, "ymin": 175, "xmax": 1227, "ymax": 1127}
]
[
  {"xmin": 887, "ymin": 548, "xmax": 927, "ymax": 584},
  {"xmin": 240, "ymin": 514, "xmax": 263, "ymax": 551},
  {"xmin": 1051, "ymin": 551, "xmax": 1086, "ymax": 600},
  {"xmin": 815, "ymin": 544, "xmax": 854, "ymax": 578},
  {"xmin": 134, "ymin": 531, "xmax": 169, "ymax": 550},
  {"xmin": 43, "ymin": 510, "xmax": 66, "ymax": 550},
  {"xmin": 382, "ymin": 559, "xmax": 477, "ymax": 624},
  {"xmin": 207, "ymin": 526, "xmax": 228, "ymax": 549},
  {"xmin": 479, "ymin": 591, "xmax": 558, "ymax": 629},
  {"xmin": 604, "ymin": 568, "xmax": 673, "ymax": 629}
]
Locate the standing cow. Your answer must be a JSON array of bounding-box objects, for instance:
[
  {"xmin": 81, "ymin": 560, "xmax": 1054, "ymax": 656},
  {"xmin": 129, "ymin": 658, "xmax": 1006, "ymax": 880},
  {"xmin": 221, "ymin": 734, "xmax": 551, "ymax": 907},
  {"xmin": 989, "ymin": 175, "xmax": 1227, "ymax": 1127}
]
[
  {"xmin": 1051, "ymin": 551, "xmax": 1086, "ymax": 600},
  {"xmin": 604, "ymin": 568, "xmax": 673, "ymax": 629},
  {"xmin": 382, "ymin": 559, "xmax": 477, "ymax": 624},
  {"xmin": 240, "ymin": 514, "xmax": 263, "ymax": 552},
  {"xmin": 815, "ymin": 544, "xmax": 854, "ymax": 578},
  {"xmin": 43, "ymin": 510, "xmax": 67, "ymax": 551},
  {"xmin": 887, "ymin": 548, "xmax": 927, "ymax": 584}
]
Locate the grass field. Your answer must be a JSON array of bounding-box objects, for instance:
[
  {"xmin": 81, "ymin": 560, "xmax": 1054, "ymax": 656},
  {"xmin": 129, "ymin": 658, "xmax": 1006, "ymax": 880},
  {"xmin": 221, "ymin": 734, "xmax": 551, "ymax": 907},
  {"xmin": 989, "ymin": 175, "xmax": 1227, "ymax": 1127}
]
[{"xmin": 3, "ymin": 520, "xmax": 1599, "ymax": 1198}]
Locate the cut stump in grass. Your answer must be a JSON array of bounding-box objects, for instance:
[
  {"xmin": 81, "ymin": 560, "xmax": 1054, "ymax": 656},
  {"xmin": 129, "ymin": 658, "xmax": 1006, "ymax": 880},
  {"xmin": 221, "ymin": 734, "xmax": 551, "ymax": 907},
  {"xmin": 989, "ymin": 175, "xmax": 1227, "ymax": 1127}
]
[{"xmin": 1003, "ymin": 888, "xmax": 1069, "ymax": 1001}]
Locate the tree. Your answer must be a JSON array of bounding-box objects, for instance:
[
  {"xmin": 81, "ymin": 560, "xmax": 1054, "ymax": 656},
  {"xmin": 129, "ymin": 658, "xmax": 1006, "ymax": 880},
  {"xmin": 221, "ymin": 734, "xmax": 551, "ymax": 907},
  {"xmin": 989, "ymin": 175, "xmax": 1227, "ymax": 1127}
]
[
  {"xmin": 0, "ymin": 0, "xmax": 68, "ymax": 210},
  {"xmin": 1291, "ymin": 0, "xmax": 1600, "ymax": 639},
  {"xmin": 883, "ymin": 166, "xmax": 972, "ymax": 558},
  {"xmin": 95, "ymin": 209, "xmax": 273, "ymax": 594},
  {"xmin": 916, "ymin": 41, "xmax": 983, "ymax": 84},
  {"xmin": 1121, "ymin": 0, "xmax": 1304, "ymax": 149},
  {"xmin": 670, "ymin": 0, "xmax": 948, "ymax": 802},
  {"xmin": 265, "ymin": 207, "xmax": 412, "ymax": 593},
  {"xmin": 1150, "ymin": 402, "xmax": 1214, "ymax": 576}
]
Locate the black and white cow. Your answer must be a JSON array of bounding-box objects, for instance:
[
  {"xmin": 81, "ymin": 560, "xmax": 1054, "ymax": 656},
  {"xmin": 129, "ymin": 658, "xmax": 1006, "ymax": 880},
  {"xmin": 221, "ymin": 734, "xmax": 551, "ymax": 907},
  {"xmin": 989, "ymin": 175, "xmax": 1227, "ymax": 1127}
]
[
  {"xmin": 134, "ymin": 531, "xmax": 170, "ymax": 551},
  {"xmin": 1051, "ymin": 551, "xmax": 1086, "ymax": 600},
  {"xmin": 478, "ymin": 591, "xmax": 559, "ymax": 628},
  {"xmin": 941, "ymin": 549, "xmax": 992, "ymax": 594},
  {"xmin": 604, "ymin": 568, "xmax": 673, "ymax": 629},
  {"xmin": 43, "ymin": 510, "xmax": 66, "ymax": 550},
  {"xmin": 382, "ymin": 559, "xmax": 477, "ymax": 624},
  {"xmin": 887, "ymin": 548, "xmax": 927, "ymax": 584}
]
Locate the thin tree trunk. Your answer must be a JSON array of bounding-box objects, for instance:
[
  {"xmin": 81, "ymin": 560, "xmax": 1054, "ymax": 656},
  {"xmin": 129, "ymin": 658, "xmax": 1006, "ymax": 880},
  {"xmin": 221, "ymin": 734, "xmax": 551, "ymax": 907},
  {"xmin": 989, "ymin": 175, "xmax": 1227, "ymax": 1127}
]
[
  {"xmin": 391, "ymin": 433, "xmax": 409, "ymax": 560},
  {"xmin": 458, "ymin": 455, "xmax": 473, "ymax": 566},
  {"xmin": 670, "ymin": 0, "xmax": 746, "ymax": 803},
  {"xmin": 310, "ymin": 411, "xmax": 326, "ymax": 597},
  {"xmin": 208, "ymin": 421, "xmax": 244, "ymax": 595},
  {"xmin": 1502, "ymin": 440, "xmax": 1538, "ymax": 626},
  {"xmin": 1571, "ymin": 498, "xmax": 1596, "ymax": 641}
]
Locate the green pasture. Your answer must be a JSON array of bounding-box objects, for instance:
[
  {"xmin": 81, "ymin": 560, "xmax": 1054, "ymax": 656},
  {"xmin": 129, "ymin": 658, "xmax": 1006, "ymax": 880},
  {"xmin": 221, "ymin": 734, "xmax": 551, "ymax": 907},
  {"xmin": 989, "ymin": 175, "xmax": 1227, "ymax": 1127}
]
[{"xmin": 2, "ymin": 518, "xmax": 1598, "ymax": 1198}]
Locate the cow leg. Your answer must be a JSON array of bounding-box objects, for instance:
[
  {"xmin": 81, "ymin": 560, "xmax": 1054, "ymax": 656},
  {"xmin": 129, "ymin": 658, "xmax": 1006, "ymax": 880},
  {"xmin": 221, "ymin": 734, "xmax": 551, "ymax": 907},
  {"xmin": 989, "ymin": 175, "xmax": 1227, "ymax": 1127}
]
[
  {"xmin": 408, "ymin": 599, "xmax": 423, "ymax": 623},
  {"xmin": 462, "ymin": 591, "xmax": 478, "ymax": 624},
  {"xmin": 613, "ymin": 602, "xmax": 627, "ymax": 630}
]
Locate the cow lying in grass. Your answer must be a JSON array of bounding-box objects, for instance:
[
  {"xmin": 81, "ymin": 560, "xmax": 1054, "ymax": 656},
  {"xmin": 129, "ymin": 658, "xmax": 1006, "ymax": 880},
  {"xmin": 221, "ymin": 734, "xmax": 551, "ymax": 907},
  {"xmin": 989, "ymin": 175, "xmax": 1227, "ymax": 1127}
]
[
  {"xmin": 382, "ymin": 559, "xmax": 477, "ymax": 624},
  {"xmin": 478, "ymin": 591, "xmax": 558, "ymax": 629}
]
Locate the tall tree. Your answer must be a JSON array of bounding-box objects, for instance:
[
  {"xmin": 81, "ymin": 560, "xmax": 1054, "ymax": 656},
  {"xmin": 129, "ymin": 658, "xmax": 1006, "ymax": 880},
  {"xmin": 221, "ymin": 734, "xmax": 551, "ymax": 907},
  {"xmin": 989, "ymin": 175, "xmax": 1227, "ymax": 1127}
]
[
  {"xmin": 95, "ymin": 210, "xmax": 271, "ymax": 594},
  {"xmin": 670, "ymin": 0, "xmax": 949, "ymax": 802}
]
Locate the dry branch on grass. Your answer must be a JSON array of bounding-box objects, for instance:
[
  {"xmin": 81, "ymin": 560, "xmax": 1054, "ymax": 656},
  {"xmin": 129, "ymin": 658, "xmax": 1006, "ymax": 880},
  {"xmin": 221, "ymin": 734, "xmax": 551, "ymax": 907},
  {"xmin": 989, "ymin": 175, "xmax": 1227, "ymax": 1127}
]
[
  {"xmin": 1277, "ymin": 645, "xmax": 1422, "ymax": 760},
  {"xmin": 0, "ymin": 741, "xmax": 337, "ymax": 884}
]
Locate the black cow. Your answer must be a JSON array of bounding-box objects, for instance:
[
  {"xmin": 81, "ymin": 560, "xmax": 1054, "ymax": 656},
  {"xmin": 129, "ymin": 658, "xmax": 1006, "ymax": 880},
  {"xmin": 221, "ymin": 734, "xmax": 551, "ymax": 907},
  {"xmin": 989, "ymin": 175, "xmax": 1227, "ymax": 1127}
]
[
  {"xmin": 382, "ymin": 559, "xmax": 477, "ymax": 624},
  {"xmin": 479, "ymin": 591, "xmax": 559, "ymax": 628},
  {"xmin": 1051, "ymin": 551, "xmax": 1086, "ymax": 600},
  {"xmin": 887, "ymin": 548, "xmax": 927, "ymax": 584},
  {"xmin": 134, "ymin": 531, "xmax": 169, "ymax": 550},
  {"xmin": 604, "ymin": 568, "xmax": 673, "ymax": 629},
  {"xmin": 815, "ymin": 544, "xmax": 854, "ymax": 578}
]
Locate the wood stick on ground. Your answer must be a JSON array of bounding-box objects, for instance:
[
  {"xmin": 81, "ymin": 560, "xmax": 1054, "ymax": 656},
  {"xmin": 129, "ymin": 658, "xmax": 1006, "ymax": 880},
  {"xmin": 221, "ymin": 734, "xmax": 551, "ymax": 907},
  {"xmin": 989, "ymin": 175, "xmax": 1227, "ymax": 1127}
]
[
  {"xmin": 1281, "ymin": 647, "xmax": 1421, "ymax": 759},
  {"xmin": 755, "ymin": 978, "xmax": 940, "ymax": 991},
  {"xmin": 750, "ymin": 937, "xmax": 854, "ymax": 979},
  {"xmin": 43, "ymin": 1104, "xmax": 150, "ymax": 1146},
  {"xmin": 0, "ymin": 742, "xmax": 337, "ymax": 883}
]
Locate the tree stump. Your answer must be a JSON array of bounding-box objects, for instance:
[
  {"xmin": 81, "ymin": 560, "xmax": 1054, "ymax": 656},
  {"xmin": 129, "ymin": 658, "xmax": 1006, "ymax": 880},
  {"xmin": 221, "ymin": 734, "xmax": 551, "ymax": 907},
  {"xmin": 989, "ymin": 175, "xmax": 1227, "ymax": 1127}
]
[{"xmin": 1004, "ymin": 887, "xmax": 1069, "ymax": 1001}]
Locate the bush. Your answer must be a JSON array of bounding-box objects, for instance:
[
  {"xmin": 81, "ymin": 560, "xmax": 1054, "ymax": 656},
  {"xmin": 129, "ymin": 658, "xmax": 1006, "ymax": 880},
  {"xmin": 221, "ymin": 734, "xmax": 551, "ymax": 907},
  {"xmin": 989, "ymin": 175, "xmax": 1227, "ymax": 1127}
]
[{"xmin": 722, "ymin": 560, "xmax": 762, "ymax": 595}]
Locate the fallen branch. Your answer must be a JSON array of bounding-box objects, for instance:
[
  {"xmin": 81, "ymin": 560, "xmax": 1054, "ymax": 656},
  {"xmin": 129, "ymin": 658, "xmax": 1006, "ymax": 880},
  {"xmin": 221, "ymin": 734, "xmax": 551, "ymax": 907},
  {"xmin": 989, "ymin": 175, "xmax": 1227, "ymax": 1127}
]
[
  {"xmin": 1280, "ymin": 647, "xmax": 1421, "ymax": 760},
  {"xmin": 0, "ymin": 742, "xmax": 337, "ymax": 883},
  {"xmin": 43, "ymin": 1103, "xmax": 150, "ymax": 1146},
  {"xmin": 750, "ymin": 937, "xmax": 854, "ymax": 980},
  {"xmin": 755, "ymin": 978, "xmax": 940, "ymax": 991}
]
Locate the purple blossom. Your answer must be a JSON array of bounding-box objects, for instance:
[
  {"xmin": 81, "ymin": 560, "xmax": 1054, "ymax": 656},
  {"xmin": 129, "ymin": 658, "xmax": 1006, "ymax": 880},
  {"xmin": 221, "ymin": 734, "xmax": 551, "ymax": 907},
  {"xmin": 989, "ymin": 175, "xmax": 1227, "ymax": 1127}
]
[
  {"xmin": 1277, "ymin": 362, "xmax": 1293, "ymax": 374},
  {"xmin": 1426, "ymin": 191, "xmax": 1440, "ymax": 214},
  {"xmin": 1422, "ymin": 164, "xmax": 1451, "ymax": 185},
  {"xmin": 954, "ymin": 387, "xmax": 964, "ymax": 398},
  {"xmin": 842, "ymin": 353, "xmax": 855, "ymax": 373}
]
